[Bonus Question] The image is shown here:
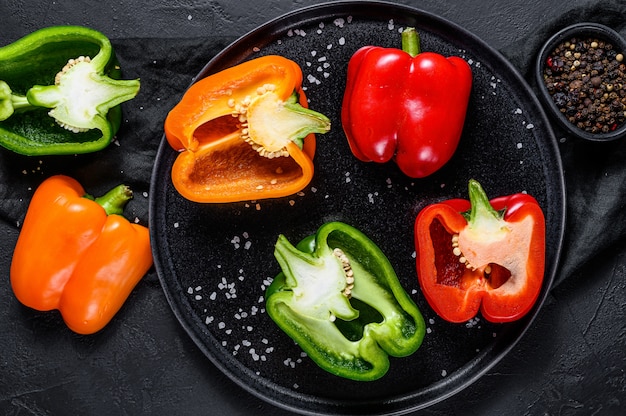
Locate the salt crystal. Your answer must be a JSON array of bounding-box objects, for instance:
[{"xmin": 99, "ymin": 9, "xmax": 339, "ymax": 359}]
[{"xmin": 334, "ymin": 18, "xmax": 345, "ymax": 27}]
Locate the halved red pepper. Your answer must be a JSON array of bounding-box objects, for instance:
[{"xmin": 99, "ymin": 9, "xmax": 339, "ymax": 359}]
[
  {"xmin": 341, "ymin": 28, "xmax": 472, "ymax": 178},
  {"xmin": 414, "ymin": 180, "xmax": 545, "ymax": 323}
]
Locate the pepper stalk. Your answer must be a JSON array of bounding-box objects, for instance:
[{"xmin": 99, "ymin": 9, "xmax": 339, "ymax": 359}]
[{"xmin": 0, "ymin": 81, "xmax": 31, "ymax": 121}]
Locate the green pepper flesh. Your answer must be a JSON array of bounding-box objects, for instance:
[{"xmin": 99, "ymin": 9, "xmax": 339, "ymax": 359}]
[
  {"xmin": 266, "ymin": 221, "xmax": 425, "ymax": 381},
  {"xmin": 0, "ymin": 26, "xmax": 139, "ymax": 155}
]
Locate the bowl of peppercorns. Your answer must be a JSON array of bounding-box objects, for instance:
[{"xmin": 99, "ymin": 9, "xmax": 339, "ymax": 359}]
[{"xmin": 536, "ymin": 23, "xmax": 626, "ymax": 141}]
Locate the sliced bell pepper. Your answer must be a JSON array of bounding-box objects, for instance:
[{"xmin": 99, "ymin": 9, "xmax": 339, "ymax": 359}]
[
  {"xmin": 266, "ymin": 221, "xmax": 425, "ymax": 381},
  {"xmin": 0, "ymin": 25, "xmax": 140, "ymax": 156},
  {"xmin": 10, "ymin": 175, "xmax": 153, "ymax": 335},
  {"xmin": 341, "ymin": 28, "xmax": 472, "ymax": 178},
  {"xmin": 414, "ymin": 179, "xmax": 546, "ymax": 323},
  {"xmin": 164, "ymin": 55, "xmax": 331, "ymax": 203}
]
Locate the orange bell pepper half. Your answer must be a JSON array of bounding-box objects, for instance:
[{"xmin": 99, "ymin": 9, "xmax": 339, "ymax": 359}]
[
  {"xmin": 10, "ymin": 175, "xmax": 153, "ymax": 334},
  {"xmin": 164, "ymin": 55, "xmax": 331, "ymax": 203}
]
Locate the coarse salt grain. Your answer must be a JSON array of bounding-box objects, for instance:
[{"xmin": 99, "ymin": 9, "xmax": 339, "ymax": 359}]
[{"xmin": 333, "ymin": 18, "xmax": 345, "ymax": 27}]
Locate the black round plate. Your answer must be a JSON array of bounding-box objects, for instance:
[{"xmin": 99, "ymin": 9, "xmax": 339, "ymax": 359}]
[{"xmin": 149, "ymin": 1, "xmax": 566, "ymax": 414}]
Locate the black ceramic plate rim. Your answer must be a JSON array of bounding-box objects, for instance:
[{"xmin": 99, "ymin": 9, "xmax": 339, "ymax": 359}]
[
  {"xmin": 149, "ymin": 1, "xmax": 566, "ymax": 415},
  {"xmin": 535, "ymin": 22, "xmax": 626, "ymax": 142}
]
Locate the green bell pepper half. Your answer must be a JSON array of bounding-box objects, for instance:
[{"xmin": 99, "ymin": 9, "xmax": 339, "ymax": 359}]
[
  {"xmin": 266, "ymin": 221, "xmax": 425, "ymax": 381},
  {"xmin": 0, "ymin": 25, "xmax": 140, "ymax": 156}
]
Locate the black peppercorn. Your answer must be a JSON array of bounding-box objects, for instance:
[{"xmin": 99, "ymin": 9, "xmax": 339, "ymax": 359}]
[{"xmin": 543, "ymin": 35, "xmax": 626, "ymax": 134}]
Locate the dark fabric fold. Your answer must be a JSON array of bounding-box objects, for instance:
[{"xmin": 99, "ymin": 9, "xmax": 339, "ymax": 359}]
[{"xmin": 499, "ymin": 0, "xmax": 626, "ymax": 287}]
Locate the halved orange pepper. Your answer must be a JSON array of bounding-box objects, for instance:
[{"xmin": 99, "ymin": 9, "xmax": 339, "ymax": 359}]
[
  {"xmin": 10, "ymin": 175, "xmax": 153, "ymax": 334},
  {"xmin": 164, "ymin": 55, "xmax": 331, "ymax": 203}
]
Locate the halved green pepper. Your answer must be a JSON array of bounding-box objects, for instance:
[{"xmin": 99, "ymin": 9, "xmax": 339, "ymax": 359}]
[
  {"xmin": 266, "ymin": 221, "xmax": 425, "ymax": 381},
  {"xmin": 0, "ymin": 26, "xmax": 140, "ymax": 156}
]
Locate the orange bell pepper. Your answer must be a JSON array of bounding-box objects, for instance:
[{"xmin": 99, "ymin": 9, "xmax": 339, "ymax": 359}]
[
  {"xmin": 10, "ymin": 175, "xmax": 153, "ymax": 335},
  {"xmin": 164, "ymin": 55, "xmax": 331, "ymax": 203}
]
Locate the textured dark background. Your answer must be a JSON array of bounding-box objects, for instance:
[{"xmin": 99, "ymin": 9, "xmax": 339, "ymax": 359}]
[{"xmin": 1, "ymin": 0, "xmax": 625, "ymax": 415}]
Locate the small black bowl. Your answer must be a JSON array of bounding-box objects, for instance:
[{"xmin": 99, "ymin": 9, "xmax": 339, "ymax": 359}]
[{"xmin": 535, "ymin": 22, "xmax": 626, "ymax": 141}]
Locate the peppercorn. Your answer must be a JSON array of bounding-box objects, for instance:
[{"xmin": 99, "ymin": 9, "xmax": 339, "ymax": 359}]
[{"xmin": 543, "ymin": 35, "xmax": 626, "ymax": 134}]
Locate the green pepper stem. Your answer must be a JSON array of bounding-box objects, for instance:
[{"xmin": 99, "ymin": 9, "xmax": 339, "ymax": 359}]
[
  {"xmin": 0, "ymin": 80, "xmax": 35, "ymax": 121},
  {"xmin": 283, "ymin": 96, "xmax": 331, "ymax": 148},
  {"xmin": 465, "ymin": 179, "xmax": 504, "ymax": 229},
  {"xmin": 401, "ymin": 27, "xmax": 421, "ymax": 57},
  {"xmin": 94, "ymin": 184, "xmax": 133, "ymax": 216}
]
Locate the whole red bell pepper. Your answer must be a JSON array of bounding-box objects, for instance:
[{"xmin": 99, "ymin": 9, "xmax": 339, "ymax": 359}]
[
  {"xmin": 341, "ymin": 28, "xmax": 472, "ymax": 178},
  {"xmin": 414, "ymin": 180, "xmax": 545, "ymax": 323}
]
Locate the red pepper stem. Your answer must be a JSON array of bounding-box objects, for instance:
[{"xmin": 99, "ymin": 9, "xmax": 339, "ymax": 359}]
[
  {"xmin": 92, "ymin": 184, "xmax": 133, "ymax": 216},
  {"xmin": 401, "ymin": 27, "xmax": 421, "ymax": 57},
  {"xmin": 465, "ymin": 179, "xmax": 504, "ymax": 229}
]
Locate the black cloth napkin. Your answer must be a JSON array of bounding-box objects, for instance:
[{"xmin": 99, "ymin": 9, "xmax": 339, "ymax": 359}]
[{"xmin": 499, "ymin": 0, "xmax": 626, "ymax": 287}]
